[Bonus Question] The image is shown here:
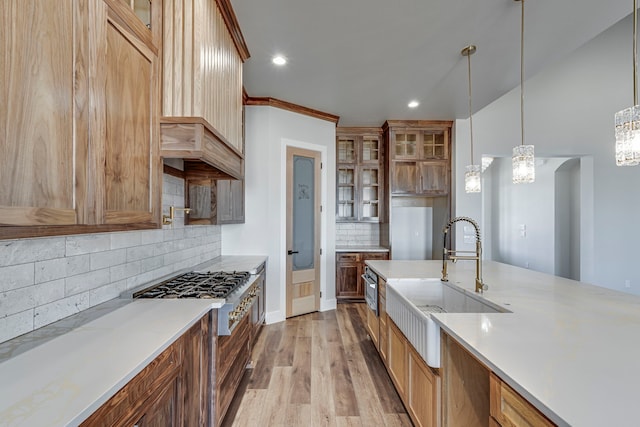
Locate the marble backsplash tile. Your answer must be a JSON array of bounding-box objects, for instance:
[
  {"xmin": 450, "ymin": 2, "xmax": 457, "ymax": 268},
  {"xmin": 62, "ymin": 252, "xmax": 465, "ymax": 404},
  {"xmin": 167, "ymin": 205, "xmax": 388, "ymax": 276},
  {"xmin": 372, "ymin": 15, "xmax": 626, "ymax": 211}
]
[{"xmin": 0, "ymin": 173, "xmax": 222, "ymax": 344}]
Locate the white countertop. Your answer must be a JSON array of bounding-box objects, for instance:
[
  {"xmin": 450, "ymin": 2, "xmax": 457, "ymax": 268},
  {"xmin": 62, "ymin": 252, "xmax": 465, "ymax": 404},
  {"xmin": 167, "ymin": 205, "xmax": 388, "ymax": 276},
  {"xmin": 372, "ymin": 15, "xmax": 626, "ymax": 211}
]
[
  {"xmin": 0, "ymin": 255, "xmax": 268, "ymax": 427},
  {"xmin": 366, "ymin": 259, "xmax": 640, "ymax": 427},
  {"xmin": 0, "ymin": 300, "xmax": 218, "ymax": 427},
  {"xmin": 335, "ymin": 245, "xmax": 390, "ymax": 253}
]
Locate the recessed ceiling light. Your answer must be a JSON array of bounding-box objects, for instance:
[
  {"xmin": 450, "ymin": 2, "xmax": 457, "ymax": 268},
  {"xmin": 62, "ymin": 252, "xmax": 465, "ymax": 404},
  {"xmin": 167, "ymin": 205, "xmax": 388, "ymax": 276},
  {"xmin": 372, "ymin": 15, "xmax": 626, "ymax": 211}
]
[
  {"xmin": 272, "ymin": 55, "xmax": 287, "ymax": 66},
  {"xmin": 408, "ymin": 100, "xmax": 419, "ymax": 108}
]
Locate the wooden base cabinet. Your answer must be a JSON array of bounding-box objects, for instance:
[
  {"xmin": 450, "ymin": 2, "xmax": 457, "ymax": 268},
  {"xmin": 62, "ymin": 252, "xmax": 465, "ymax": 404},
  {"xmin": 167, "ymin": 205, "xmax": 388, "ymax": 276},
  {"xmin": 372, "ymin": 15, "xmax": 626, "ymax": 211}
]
[
  {"xmin": 408, "ymin": 346, "xmax": 440, "ymax": 427},
  {"xmin": 336, "ymin": 252, "xmax": 389, "ymax": 301},
  {"xmin": 386, "ymin": 318, "xmax": 440, "ymax": 427},
  {"xmin": 388, "ymin": 320, "xmax": 408, "ymax": 401},
  {"xmin": 490, "ymin": 373, "xmax": 555, "ymax": 427}
]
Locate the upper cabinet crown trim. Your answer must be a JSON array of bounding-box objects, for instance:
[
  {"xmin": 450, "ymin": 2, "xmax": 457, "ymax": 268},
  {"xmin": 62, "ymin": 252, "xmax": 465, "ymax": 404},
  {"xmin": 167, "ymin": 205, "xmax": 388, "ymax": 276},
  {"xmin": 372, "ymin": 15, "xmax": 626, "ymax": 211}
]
[
  {"xmin": 383, "ymin": 120, "xmax": 453, "ymax": 131},
  {"xmin": 215, "ymin": 0, "xmax": 251, "ymax": 61},
  {"xmin": 245, "ymin": 97, "xmax": 340, "ymax": 124}
]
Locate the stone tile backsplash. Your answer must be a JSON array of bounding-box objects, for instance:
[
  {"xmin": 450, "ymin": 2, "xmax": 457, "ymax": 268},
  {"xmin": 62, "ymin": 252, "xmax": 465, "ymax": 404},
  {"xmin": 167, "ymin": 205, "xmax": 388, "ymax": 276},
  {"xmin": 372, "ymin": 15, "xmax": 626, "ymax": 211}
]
[
  {"xmin": 335, "ymin": 223, "xmax": 381, "ymax": 246},
  {"xmin": 0, "ymin": 174, "xmax": 221, "ymax": 344}
]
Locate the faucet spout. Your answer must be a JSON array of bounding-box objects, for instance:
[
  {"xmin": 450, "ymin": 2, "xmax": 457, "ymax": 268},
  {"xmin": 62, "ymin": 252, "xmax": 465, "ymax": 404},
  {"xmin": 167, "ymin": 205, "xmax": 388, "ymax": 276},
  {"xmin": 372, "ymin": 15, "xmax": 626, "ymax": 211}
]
[{"xmin": 441, "ymin": 216, "xmax": 487, "ymax": 293}]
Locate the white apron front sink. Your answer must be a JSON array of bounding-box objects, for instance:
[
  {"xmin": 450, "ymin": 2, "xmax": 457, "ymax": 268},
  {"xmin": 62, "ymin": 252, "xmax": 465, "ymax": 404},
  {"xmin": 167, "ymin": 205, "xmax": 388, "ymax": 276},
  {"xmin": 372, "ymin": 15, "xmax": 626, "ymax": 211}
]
[{"xmin": 386, "ymin": 278, "xmax": 506, "ymax": 368}]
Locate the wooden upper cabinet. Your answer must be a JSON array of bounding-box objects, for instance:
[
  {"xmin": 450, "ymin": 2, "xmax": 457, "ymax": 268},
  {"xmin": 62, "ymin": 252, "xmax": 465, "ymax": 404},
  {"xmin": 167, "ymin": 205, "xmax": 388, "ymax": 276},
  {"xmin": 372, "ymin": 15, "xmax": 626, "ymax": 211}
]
[
  {"xmin": 0, "ymin": 1, "xmax": 80, "ymax": 228},
  {"xmin": 385, "ymin": 121, "xmax": 452, "ymax": 197},
  {"xmin": 161, "ymin": 0, "xmax": 249, "ymax": 163},
  {"xmin": 102, "ymin": 0, "xmax": 161, "ymax": 225},
  {"xmin": 0, "ymin": 0, "xmax": 161, "ymax": 238},
  {"xmin": 336, "ymin": 128, "xmax": 384, "ymax": 222}
]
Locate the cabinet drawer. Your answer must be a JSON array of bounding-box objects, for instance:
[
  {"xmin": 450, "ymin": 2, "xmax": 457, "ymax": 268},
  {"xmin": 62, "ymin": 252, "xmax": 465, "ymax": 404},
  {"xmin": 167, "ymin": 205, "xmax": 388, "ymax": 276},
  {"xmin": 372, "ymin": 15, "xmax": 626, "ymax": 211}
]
[
  {"xmin": 362, "ymin": 252, "xmax": 389, "ymax": 261},
  {"xmin": 337, "ymin": 253, "xmax": 360, "ymax": 262},
  {"xmin": 490, "ymin": 373, "xmax": 555, "ymax": 427}
]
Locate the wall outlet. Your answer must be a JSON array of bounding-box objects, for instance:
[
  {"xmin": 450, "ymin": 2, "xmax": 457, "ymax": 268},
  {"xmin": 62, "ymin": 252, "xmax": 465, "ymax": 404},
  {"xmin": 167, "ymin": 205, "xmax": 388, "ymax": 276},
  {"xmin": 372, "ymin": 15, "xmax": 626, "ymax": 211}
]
[
  {"xmin": 525, "ymin": 261, "xmax": 530, "ymax": 268},
  {"xmin": 625, "ymin": 279, "xmax": 631, "ymax": 288},
  {"xmin": 519, "ymin": 224, "xmax": 526, "ymax": 238}
]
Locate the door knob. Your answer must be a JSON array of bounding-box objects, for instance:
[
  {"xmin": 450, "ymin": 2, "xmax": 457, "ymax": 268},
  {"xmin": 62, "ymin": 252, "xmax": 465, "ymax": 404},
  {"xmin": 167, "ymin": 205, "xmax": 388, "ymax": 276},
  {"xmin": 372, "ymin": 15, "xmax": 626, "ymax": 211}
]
[{"xmin": 287, "ymin": 250, "xmax": 299, "ymax": 255}]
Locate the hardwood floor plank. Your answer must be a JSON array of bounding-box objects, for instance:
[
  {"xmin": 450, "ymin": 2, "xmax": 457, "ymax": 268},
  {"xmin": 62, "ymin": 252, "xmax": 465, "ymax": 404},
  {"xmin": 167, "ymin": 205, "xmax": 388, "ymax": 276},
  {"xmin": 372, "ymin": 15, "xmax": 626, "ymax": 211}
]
[
  {"xmin": 347, "ymin": 305, "xmax": 406, "ymax": 414},
  {"xmin": 275, "ymin": 318, "xmax": 297, "ymax": 366},
  {"xmin": 226, "ymin": 305, "xmax": 413, "ymax": 426},
  {"xmin": 336, "ymin": 416, "xmax": 364, "ymax": 427},
  {"xmin": 311, "ymin": 318, "xmax": 338, "ymax": 427},
  {"xmin": 263, "ymin": 366, "xmax": 294, "ymax": 425},
  {"xmin": 289, "ymin": 336, "xmax": 312, "ymax": 404},
  {"xmin": 248, "ymin": 322, "xmax": 283, "ymax": 389}
]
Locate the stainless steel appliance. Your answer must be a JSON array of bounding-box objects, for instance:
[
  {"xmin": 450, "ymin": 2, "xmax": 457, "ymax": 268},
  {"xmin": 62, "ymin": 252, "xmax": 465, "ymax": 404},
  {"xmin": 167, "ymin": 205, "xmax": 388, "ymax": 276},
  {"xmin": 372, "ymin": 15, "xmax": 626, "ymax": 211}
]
[
  {"xmin": 133, "ymin": 270, "xmax": 258, "ymax": 335},
  {"xmin": 362, "ymin": 266, "xmax": 378, "ymax": 315}
]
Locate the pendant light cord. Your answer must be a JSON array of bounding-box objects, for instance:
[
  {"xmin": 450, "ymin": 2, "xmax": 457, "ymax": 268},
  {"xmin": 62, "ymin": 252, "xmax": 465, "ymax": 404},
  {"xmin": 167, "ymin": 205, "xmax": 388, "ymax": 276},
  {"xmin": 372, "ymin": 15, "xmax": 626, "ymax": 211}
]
[
  {"xmin": 467, "ymin": 51, "xmax": 474, "ymax": 164},
  {"xmin": 520, "ymin": 0, "xmax": 525, "ymax": 147},
  {"xmin": 634, "ymin": 0, "xmax": 638, "ymax": 105}
]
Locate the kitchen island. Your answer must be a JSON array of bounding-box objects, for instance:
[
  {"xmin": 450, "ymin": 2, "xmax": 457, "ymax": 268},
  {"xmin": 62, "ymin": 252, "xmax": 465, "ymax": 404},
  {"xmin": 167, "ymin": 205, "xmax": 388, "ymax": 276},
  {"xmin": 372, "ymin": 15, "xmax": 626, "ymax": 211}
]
[{"xmin": 366, "ymin": 259, "xmax": 640, "ymax": 427}]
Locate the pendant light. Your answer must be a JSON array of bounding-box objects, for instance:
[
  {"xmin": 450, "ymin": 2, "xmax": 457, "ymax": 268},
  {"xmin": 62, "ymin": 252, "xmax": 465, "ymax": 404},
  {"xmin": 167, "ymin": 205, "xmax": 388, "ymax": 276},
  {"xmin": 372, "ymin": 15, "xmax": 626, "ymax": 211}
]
[
  {"xmin": 615, "ymin": 0, "xmax": 640, "ymax": 166},
  {"xmin": 512, "ymin": 0, "xmax": 535, "ymax": 184},
  {"xmin": 462, "ymin": 45, "xmax": 481, "ymax": 193}
]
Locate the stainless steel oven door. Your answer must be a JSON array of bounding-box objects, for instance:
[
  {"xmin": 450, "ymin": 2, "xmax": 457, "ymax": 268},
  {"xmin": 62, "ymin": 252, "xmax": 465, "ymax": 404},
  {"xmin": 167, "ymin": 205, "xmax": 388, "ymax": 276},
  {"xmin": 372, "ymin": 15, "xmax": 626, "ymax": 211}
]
[{"xmin": 362, "ymin": 270, "xmax": 378, "ymax": 316}]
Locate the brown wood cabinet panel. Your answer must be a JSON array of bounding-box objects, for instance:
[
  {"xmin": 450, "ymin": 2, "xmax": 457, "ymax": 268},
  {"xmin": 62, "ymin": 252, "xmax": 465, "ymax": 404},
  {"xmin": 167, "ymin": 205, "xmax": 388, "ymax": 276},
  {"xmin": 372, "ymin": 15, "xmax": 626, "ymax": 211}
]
[
  {"xmin": 366, "ymin": 304, "xmax": 379, "ymax": 349},
  {"xmin": 134, "ymin": 376, "xmax": 180, "ymax": 426},
  {"xmin": 336, "ymin": 259, "xmax": 361, "ymax": 300},
  {"xmin": 217, "ymin": 314, "xmax": 251, "ymax": 426},
  {"xmin": 417, "ymin": 161, "xmax": 448, "ymax": 195},
  {"xmin": 0, "ymin": 0, "xmax": 79, "ymax": 227},
  {"xmin": 103, "ymin": 7, "xmax": 158, "ymax": 225},
  {"xmin": 441, "ymin": 332, "xmax": 490, "ymax": 427},
  {"xmin": 185, "ymin": 177, "xmax": 245, "ymax": 225},
  {"xmin": 217, "ymin": 179, "xmax": 245, "ymax": 224},
  {"xmin": 388, "ymin": 320, "xmax": 408, "ymax": 401},
  {"xmin": 490, "ymin": 373, "xmax": 555, "ymax": 427},
  {"xmin": 408, "ymin": 346, "xmax": 440, "ymax": 427},
  {"xmin": 181, "ymin": 313, "xmax": 211, "ymax": 427},
  {"xmin": 391, "ymin": 161, "xmax": 418, "ymax": 194},
  {"xmin": 162, "ymin": 0, "xmax": 245, "ymax": 153}
]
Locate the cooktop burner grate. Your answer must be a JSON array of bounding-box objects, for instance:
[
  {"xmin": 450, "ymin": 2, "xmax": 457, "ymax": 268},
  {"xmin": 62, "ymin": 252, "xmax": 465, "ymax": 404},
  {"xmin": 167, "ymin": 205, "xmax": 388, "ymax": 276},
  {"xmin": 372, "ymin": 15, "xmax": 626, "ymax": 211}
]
[{"xmin": 134, "ymin": 271, "xmax": 251, "ymax": 299}]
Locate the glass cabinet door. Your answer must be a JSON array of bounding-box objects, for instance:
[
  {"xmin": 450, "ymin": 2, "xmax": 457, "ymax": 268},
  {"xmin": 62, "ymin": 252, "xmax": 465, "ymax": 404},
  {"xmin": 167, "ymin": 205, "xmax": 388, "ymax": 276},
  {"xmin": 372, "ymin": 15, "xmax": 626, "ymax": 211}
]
[
  {"xmin": 337, "ymin": 136, "xmax": 357, "ymax": 163},
  {"xmin": 361, "ymin": 135, "xmax": 381, "ymax": 163},
  {"xmin": 337, "ymin": 166, "xmax": 356, "ymax": 220},
  {"xmin": 394, "ymin": 130, "xmax": 419, "ymax": 159},
  {"xmin": 422, "ymin": 129, "xmax": 447, "ymax": 159},
  {"xmin": 360, "ymin": 167, "xmax": 380, "ymax": 221}
]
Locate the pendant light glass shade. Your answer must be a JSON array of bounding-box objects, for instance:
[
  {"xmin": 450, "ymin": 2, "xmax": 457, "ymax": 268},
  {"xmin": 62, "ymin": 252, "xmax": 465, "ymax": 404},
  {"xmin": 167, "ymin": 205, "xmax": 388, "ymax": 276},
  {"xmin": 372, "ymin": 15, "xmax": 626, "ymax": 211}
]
[
  {"xmin": 465, "ymin": 165, "xmax": 481, "ymax": 193},
  {"xmin": 615, "ymin": 106, "xmax": 640, "ymax": 165},
  {"xmin": 512, "ymin": 144, "xmax": 535, "ymax": 183},
  {"xmin": 512, "ymin": 0, "xmax": 535, "ymax": 184},
  {"xmin": 615, "ymin": 0, "xmax": 640, "ymax": 166},
  {"xmin": 462, "ymin": 45, "xmax": 481, "ymax": 193}
]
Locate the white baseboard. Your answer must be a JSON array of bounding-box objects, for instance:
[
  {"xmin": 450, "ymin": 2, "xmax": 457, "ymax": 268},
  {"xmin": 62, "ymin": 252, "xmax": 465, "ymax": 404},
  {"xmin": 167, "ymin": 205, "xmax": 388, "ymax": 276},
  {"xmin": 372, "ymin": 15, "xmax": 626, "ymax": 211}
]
[
  {"xmin": 320, "ymin": 298, "xmax": 337, "ymax": 312},
  {"xmin": 265, "ymin": 310, "xmax": 285, "ymax": 325}
]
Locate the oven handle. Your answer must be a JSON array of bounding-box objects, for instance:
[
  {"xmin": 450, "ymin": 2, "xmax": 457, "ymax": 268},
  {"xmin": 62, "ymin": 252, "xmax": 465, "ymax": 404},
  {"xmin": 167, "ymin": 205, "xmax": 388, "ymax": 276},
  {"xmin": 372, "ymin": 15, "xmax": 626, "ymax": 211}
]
[{"xmin": 361, "ymin": 274, "xmax": 377, "ymax": 288}]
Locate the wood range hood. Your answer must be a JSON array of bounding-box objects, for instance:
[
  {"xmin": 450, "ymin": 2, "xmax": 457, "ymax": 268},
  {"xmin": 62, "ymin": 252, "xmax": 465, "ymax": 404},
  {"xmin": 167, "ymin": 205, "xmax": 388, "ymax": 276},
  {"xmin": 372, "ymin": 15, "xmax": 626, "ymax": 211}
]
[{"xmin": 160, "ymin": 116, "xmax": 244, "ymax": 180}]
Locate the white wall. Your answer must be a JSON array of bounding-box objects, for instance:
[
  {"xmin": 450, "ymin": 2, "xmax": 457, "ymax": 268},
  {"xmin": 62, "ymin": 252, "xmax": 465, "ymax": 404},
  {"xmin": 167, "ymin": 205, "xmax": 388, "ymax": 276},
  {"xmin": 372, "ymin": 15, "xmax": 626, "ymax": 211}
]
[
  {"xmin": 454, "ymin": 13, "xmax": 640, "ymax": 294},
  {"xmin": 222, "ymin": 106, "xmax": 337, "ymax": 323}
]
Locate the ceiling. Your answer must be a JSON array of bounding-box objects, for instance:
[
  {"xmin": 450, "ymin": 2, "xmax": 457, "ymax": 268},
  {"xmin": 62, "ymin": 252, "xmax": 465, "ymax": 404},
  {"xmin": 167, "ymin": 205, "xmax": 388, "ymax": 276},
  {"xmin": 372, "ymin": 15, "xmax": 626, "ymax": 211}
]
[{"xmin": 231, "ymin": 0, "xmax": 632, "ymax": 127}]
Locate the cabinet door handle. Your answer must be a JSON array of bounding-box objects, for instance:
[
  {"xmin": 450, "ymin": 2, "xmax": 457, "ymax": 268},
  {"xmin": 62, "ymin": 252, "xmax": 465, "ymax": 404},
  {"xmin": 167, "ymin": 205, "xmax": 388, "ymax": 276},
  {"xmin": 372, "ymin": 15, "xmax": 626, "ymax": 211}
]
[{"xmin": 287, "ymin": 250, "xmax": 299, "ymax": 255}]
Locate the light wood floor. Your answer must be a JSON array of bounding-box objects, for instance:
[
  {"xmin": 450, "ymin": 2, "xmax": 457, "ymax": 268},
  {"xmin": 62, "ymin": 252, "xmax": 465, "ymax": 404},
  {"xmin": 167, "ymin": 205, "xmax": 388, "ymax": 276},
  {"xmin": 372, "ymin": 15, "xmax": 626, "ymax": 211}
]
[{"xmin": 222, "ymin": 303, "xmax": 413, "ymax": 427}]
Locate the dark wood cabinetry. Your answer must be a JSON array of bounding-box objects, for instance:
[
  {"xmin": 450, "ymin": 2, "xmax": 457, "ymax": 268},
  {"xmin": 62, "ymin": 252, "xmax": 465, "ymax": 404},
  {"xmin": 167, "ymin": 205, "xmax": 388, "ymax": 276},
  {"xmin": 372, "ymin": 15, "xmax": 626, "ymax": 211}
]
[
  {"xmin": 335, "ymin": 252, "xmax": 389, "ymax": 301},
  {"xmin": 81, "ymin": 312, "xmax": 210, "ymax": 427},
  {"xmin": 336, "ymin": 128, "xmax": 384, "ymax": 222},
  {"xmin": 185, "ymin": 163, "xmax": 245, "ymax": 225},
  {"xmin": 384, "ymin": 121, "xmax": 452, "ymax": 197}
]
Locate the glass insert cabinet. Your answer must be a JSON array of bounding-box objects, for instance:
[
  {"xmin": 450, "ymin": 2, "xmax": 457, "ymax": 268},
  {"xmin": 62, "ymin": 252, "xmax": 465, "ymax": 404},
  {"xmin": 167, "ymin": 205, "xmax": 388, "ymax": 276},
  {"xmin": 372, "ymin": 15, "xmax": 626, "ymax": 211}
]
[{"xmin": 336, "ymin": 128, "xmax": 384, "ymax": 222}]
